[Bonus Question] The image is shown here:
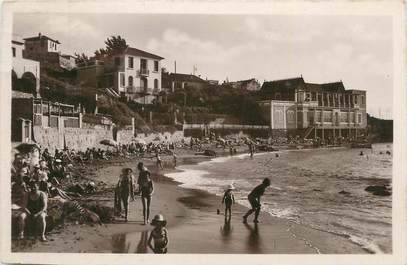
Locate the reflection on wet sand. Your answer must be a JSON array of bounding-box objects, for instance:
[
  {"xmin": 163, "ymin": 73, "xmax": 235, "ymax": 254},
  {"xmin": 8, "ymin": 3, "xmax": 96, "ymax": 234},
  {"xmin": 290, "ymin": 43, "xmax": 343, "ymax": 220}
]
[
  {"xmin": 244, "ymin": 223, "xmax": 262, "ymax": 253},
  {"xmin": 136, "ymin": 231, "xmax": 149, "ymax": 253},
  {"xmin": 111, "ymin": 230, "xmax": 150, "ymax": 253},
  {"xmin": 220, "ymin": 217, "xmax": 233, "ymax": 242}
]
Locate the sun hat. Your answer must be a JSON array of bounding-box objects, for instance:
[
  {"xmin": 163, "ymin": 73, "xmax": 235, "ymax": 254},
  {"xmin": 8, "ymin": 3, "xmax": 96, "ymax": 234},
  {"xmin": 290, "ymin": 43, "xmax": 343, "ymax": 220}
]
[
  {"xmin": 226, "ymin": 184, "xmax": 235, "ymax": 190},
  {"xmin": 55, "ymin": 159, "xmax": 62, "ymax": 163},
  {"xmin": 151, "ymin": 214, "xmax": 167, "ymax": 226}
]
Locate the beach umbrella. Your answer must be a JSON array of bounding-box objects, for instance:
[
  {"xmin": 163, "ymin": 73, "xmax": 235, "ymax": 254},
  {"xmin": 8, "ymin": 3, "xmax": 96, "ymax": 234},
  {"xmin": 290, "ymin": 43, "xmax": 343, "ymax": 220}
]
[
  {"xmin": 100, "ymin": 139, "xmax": 117, "ymax": 147},
  {"xmin": 15, "ymin": 142, "xmax": 40, "ymax": 154}
]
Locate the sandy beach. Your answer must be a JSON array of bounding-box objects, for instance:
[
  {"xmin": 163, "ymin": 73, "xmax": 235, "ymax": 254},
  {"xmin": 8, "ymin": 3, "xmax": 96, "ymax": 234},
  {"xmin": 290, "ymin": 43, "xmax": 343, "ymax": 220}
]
[{"xmin": 11, "ymin": 150, "xmax": 369, "ymax": 254}]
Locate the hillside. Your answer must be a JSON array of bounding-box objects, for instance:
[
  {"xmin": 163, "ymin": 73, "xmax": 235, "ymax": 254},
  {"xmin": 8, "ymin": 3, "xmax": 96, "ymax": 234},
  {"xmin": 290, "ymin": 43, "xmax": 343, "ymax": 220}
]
[{"xmin": 367, "ymin": 114, "xmax": 393, "ymax": 143}]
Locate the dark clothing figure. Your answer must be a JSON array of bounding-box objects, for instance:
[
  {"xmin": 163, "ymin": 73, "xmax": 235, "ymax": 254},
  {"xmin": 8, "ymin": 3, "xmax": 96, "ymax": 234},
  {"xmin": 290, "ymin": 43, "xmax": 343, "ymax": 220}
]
[
  {"xmin": 117, "ymin": 169, "xmax": 135, "ymax": 221},
  {"xmin": 137, "ymin": 163, "xmax": 154, "ymax": 224},
  {"xmin": 243, "ymin": 178, "xmax": 270, "ymax": 223},
  {"xmin": 222, "ymin": 187, "xmax": 235, "ymax": 219}
]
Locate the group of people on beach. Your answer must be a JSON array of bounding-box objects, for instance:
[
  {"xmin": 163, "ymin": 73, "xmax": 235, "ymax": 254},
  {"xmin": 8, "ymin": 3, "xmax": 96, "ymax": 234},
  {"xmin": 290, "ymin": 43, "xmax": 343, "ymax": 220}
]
[
  {"xmin": 11, "ymin": 147, "xmax": 77, "ymax": 242},
  {"xmin": 222, "ymin": 178, "xmax": 271, "ymax": 223},
  {"xmin": 115, "ymin": 161, "xmax": 169, "ymax": 253}
]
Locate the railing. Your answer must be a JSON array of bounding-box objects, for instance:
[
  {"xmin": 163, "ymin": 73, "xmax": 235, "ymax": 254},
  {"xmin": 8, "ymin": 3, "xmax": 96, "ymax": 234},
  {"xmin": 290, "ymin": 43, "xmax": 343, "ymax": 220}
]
[
  {"xmin": 183, "ymin": 124, "xmax": 270, "ymax": 130},
  {"xmin": 138, "ymin": 68, "xmax": 149, "ymax": 77},
  {"xmin": 126, "ymin": 86, "xmax": 151, "ymax": 94}
]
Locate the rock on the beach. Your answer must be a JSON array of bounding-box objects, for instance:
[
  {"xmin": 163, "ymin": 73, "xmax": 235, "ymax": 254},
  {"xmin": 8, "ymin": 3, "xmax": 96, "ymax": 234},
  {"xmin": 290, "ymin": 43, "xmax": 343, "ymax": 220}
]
[
  {"xmin": 338, "ymin": 190, "xmax": 350, "ymax": 195},
  {"xmin": 365, "ymin": 185, "xmax": 391, "ymax": 196},
  {"xmin": 47, "ymin": 196, "xmax": 68, "ymax": 231}
]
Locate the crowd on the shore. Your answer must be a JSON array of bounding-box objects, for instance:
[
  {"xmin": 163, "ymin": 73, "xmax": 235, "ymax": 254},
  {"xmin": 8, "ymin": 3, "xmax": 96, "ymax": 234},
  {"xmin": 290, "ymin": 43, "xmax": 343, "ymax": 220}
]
[
  {"xmin": 10, "ymin": 139, "xmax": 181, "ymax": 244},
  {"xmin": 10, "ymin": 132, "xmax": 372, "ymax": 253}
]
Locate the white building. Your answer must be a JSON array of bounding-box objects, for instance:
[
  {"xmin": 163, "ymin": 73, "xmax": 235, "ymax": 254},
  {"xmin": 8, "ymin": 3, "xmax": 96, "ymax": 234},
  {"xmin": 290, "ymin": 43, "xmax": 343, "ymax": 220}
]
[
  {"xmin": 77, "ymin": 46, "xmax": 164, "ymax": 104},
  {"xmin": 11, "ymin": 38, "xmax": 40, "ymax": 97}
]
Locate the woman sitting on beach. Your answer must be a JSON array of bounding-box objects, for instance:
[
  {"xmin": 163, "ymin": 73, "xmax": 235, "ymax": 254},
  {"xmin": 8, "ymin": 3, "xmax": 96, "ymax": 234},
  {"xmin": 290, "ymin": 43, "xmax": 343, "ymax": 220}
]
[
  {"xmin": 148, "ymin": 214, "xmax": 169, "ymax": 253},
  {"xmin": 137, "ymin": 162, "xmax": 154, "ymax": 224},
  {"xmin": 19, "ymin": 181, "xmax": 48, "ymax": 241},
  {"xmin": 117, "ymin": 168, "xmax": 135, "ymax": 221}
]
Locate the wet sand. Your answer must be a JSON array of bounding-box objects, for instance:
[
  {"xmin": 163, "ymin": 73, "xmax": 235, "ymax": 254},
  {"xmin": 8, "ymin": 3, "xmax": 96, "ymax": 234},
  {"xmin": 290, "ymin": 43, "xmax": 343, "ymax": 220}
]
[{"xmin": 12, "ymin": 152, "xmax": 369, "ymax": 254}]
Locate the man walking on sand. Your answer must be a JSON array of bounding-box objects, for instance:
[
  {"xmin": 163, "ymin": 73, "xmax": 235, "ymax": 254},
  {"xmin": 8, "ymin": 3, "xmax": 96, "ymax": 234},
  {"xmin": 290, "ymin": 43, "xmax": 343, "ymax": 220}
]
[{"xmin": 243, "ymin": 178, "xmax": 271, "ymax": 223}]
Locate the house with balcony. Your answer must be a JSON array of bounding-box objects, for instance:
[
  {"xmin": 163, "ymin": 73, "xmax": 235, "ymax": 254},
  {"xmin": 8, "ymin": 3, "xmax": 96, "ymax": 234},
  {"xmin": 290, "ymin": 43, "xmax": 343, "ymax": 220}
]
[
  {"xmin": 258, "ymin": 76, "xmax": 367, "ymax": 140},
  {"xmin": 77, "ymin": 46, "xmax": 164, "ymax": 104}
]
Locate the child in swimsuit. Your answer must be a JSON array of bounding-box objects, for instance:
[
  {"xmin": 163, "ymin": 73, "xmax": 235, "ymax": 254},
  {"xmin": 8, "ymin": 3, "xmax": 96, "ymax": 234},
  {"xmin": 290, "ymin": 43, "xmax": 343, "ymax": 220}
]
[
  {"xmin": 222, "ymin": 184, "xmax": 235, "ymax": 220},
  {"xmin": 148, "ymin": 214, "xmax": 169, "ymax": 253}
]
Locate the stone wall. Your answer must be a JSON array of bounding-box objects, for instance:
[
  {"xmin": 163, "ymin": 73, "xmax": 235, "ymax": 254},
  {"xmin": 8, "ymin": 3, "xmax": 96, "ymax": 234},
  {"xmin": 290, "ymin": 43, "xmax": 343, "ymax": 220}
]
[
  {"xmin": 32, "ymin": 123, "xmax": 184, "ymax": 152},
  {"xmin": 33, "ymin": 124, "xmax": 115, "ymax": 152},
  {"xmin": 134, "ymin": 130, "xmax": 186, "ymax": 143}
]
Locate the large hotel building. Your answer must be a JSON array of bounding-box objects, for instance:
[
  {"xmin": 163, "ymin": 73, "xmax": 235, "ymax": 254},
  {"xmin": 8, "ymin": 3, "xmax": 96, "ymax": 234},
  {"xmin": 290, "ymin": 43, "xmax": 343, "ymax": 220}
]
[{"xmin": 258, "ymin": 77, "xmax": 367, "ymax": 140}]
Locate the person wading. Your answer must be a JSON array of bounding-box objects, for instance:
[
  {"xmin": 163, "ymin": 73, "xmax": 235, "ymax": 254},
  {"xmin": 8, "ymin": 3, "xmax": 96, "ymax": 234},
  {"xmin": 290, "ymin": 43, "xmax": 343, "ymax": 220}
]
[
  {"xmin": 243, "ymin": 178, "xmax": 271, "ymax": 223},
  {"xmin": 117, "ymin": 168, "xmax": 135, "ymax": 221},
  {"xmin": 137, "ymin": 162, "xmax": 154, "ymax": 225}
]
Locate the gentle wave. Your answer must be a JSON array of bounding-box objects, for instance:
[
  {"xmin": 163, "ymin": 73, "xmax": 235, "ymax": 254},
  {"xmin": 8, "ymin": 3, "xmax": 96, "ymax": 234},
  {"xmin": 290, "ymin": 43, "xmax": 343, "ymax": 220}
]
[{"xmin": 165, "ymin": 144, "xmax": 391, "ymax": 254}]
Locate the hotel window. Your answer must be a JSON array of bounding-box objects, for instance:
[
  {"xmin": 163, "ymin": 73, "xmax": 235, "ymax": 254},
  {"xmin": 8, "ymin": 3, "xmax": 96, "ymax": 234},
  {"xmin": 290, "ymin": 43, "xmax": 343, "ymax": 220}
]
[
  {"xmin": 354, "ymin": 96, "xmax": 358, "ymax": 104},
  {"xmin": 357, "ymin": 113, "xmax": 362, "ymax": 124},
  {"xmin": 120, "ymin": 73, "xmax": 125, "ymax": 87},
  {"xmin": 128, "ymin": 57, "xmax": 134, "ymax": 68},
  {"xmin": 154, "ymin": 61, "xmax": 159, "ymax": 72},
  {"xmin": 154, "ymin": 79, "xmax": 158, "ymax": 89},
  {"xmin": 115, "ymin": 57, "xmax": 120, "ymax": 66},
  {"xmin": 361, "ymin": 96, "xmax": 365, "ymax": 105},
  {"xmin": 12, "ymin": 47, "xmax": 16, "ymax": 57},
  {"xmin": 128, "ymin": 76, "xmax": 133, "ymax": 87}
]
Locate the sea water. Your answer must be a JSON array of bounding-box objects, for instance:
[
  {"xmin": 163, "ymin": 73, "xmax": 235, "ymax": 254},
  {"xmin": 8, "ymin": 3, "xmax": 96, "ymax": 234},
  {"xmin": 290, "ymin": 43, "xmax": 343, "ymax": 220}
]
[{"xmin": 165, "ymin": 143, "xmax": 392, "ymax": 253}]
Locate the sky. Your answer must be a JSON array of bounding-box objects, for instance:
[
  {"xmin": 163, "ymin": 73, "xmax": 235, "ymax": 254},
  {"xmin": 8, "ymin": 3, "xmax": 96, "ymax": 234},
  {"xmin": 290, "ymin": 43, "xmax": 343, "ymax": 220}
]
[{"xmin": 13, "ymin": 13, "xmax": 393, "ymax": 119}]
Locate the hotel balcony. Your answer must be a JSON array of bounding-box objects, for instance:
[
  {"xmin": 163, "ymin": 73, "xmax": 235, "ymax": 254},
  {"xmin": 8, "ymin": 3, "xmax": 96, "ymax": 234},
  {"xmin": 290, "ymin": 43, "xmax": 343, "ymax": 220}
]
[
  {"xmin": 126, "ymin": 86, "xmax": 156, "ymax": 95},
  {"xmin": 126, "ymin": 86, "xmax": 145, "ymax": 94},
  {"xmin": 138, "ymin": 68, "xmax": 149, "ymax": 77}
]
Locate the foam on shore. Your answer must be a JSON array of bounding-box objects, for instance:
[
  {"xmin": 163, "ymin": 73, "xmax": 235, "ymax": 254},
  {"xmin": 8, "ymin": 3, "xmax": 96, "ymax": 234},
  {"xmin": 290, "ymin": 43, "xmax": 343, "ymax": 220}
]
[{"xmin": 165, "ymin": 148, "xmax": 389, "ymax": 254}]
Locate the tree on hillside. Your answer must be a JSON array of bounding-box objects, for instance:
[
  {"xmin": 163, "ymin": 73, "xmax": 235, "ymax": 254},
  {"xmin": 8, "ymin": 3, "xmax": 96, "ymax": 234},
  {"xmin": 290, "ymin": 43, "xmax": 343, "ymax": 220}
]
[
  {"xmin": 95, "ymin": 35, "xmax": 129, "ymax": 58},
  {"xmin": 74, "ymin": 53, "xmax": 90, "ymax": 64},
  {"xmin": 94, "ymin": 48, "xmax": 107, "ymax": 59}
]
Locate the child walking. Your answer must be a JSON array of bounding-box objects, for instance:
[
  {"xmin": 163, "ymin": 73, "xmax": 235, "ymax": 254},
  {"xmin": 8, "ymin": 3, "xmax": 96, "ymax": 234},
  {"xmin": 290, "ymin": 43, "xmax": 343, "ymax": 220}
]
[
  {"xmin": 148, "ymin": 214, "xmax": 169, "ymax": 253},
  {"xmin": 222, "ymin": 184, "xmax": 235, "ymax": 220}
]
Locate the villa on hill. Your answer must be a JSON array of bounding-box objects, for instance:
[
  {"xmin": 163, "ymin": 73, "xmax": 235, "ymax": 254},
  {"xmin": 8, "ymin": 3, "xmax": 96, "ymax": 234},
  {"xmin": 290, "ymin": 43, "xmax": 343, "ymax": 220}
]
[
  {"xmin": 226, "ymin": 78, "xmax": 261, "ymax": 91},
  {"xmin": 23, "ymin": 33, "xmax": 77, "ymax": 70},
  {"xmin": 77, "ymin": 47, "xmax": 164, "ymax": 104}
]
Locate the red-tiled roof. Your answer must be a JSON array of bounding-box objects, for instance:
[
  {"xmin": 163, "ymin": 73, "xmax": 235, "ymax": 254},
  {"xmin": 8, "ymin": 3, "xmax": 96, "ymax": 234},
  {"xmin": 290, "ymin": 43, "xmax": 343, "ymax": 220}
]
[
  {"xmin": 261, "ymin": 77, "xmax": 305, "ymax": 92},
  {"xmin": 12, "ymin": 40, "xmax": 24, "ymax": 45},
  {"xmin": 124, "ymin": 47, "xmax": 164, "ymax": 60},
  {"xmin": 262, "ymin": 77, "xmax": 349, "ymax": 93},
  {"xmin": 163, "ymin": 72, "xmax": 207, "ymax": 83},
  {"xmin": 24, "ymin": 35, "xmax": 61, "ymax": 44}
]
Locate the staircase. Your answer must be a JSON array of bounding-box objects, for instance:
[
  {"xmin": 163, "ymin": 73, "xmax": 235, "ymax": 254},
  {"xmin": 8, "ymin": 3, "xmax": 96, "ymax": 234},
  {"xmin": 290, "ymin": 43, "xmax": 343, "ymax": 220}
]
[
  {"xmin": 105, "ymin": 87, "xmax": 120, "ymax": 98},
  {"xmin": 303, "ymin": 126, "xmax": 315, "ymax": 139}
]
